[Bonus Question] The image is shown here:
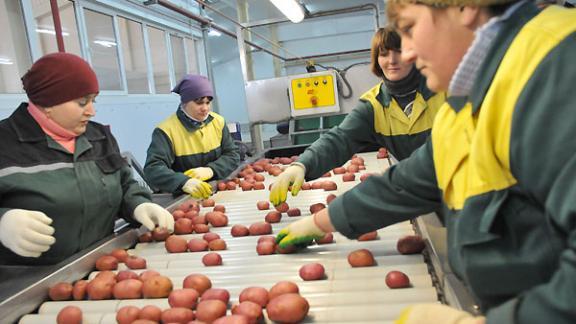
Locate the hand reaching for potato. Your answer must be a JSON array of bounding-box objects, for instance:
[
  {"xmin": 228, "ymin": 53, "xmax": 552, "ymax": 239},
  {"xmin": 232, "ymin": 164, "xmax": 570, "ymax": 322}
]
[
  {"xmin": 269, "ymin": 163, "xmax": 305, "ymax": 206},
  {"xmin": 275, "ymin": 215, "xmax": 326, "ymax": 248},
  {"xmin": 0, "ymin": 209, "xmax": 56, "ymax": 257},
  {"xmin": 133, "ymin": 202, "xmax": 174, "ymax": 232}
]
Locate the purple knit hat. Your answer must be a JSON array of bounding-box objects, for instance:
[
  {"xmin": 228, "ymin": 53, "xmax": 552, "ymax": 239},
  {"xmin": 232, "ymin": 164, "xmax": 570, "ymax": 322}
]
[{"xmin": 172, "ymin": 74, "xmax": 213, "ymax": 103}]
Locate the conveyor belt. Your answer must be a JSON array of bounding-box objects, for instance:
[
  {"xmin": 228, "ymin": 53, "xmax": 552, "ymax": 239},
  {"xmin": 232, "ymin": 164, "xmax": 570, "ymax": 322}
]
[{"xmin": 17, "ymin": 152, "xmax": 441, "ymax": 323}]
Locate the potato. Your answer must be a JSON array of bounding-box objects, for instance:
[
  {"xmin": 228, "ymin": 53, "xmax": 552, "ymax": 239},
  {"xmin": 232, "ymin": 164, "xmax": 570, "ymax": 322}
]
[
  {"xmin": 113, "ymin": 278, "xmax": 143, "ymax": 299},
  {"xmin": 268, "ymin": 281, "xmax": 299, "ymax": 300},
  {"xmin": 56, "ymin": 305, "xmax": 82, "ymax": 324},
  {"xmin": 165, "ymin": 235, "xmax": 189, "ymax": 253},
  {"xmin": 142, "ymin": 275, "xmax": 173, "ymax": 298},
  {"xmin": 264, "ymin": 211, "xmax": 282, "ymax": 223},
  {"xmin": 226, "ymin": 181, "xmax": 237, "ymax": 190},
  {"xmin": 310, "ymin": 181, "xmax": 324, "ymax": 190},
  {"xmin": 256, "ymin": 201, "xmax": 270, "ymax": 210},
  {"xmin": 266, "ymin": 293, "xmax": 309, "ymax": 323},
  {"xmin": 95, "ymin": 270, "xmax": 117, "ymax": 282},
  {"xmin": 232, "ymin": 301, "xmax": 263, "ymax": 324},
  {"xmin": 161, "ymin": 307, "xmax": 195, "ymax": 323},
  {"xmin": 49, "ymin": 282, "xmax": 73, "ymax": 301},
  {"xmin": 194, "ymin": 223, "xmax": 210, "ymax": 233},
  {"xmin": 202, "ymin": 252, "xmax": 223, "ymax": 266},
  {"xmin": 172, "ymin": 209, "xmax": 186, "ymax": 220},
  {"xmin": 185, "ymin": 209, "xmax": 199, "ymax": 219},
  {"xmin": 151, "ymin": 227, "xmax": 170, "ymax": 241},
  {"xmin": 72, "ymin": 280, "xmax": 88, "ymax": 300},
  {"xmin": 202, "ymin": 198, "xmax": 216, "ymax": 207},
  {"xmin": 116, "ymin": 305, "xmax": 140, "ymax": 324},
  {"xmin": 87, "ymin": 278, "xmax": 114, "ymax": 300},
  {"xmin": 357, "ymin": 231, "xmax": 378, "ymax": 241},
  {"xmin": 359, "ymin": 173, "xmax": 375, "ymax": 182},
  {"xmin": 253, "ymin": 173, "xmax": 265, "ymax": 182},
  {"xmin": 348, "ymin": 249, "xmax": 376, "ymax": 267},
  {"xmin": 359, "ymin": 165, "xmax": 366, "ymax": 170},
  {"xmin": 174, "ymin": 218, "xmax": 194, "ymax": 235},
  {"xmin": 201, "ymin": 288, "xmax": 230, "ymax": 304},
  {"xmin": 169, "ymin": 288, "xmax": 200, "ymax": 309},
  {"xmin": 342, "ymin": 173, "xmax": 355, "ymax": 182},
  {"xmin": 125, "ymin": 255, "xmax": 147, "ymax": 269},
  {"xmin": 208, "ymin": 239, "xmax": 227, "ymax": 251},
  {"xmin": 196, "ymin": 300, "xmax": 228, "ymax": 323},
  {"xmin": 286, "ymin": 208, "xmax": 301, "ymax": 217},
  {"xmin": 138, "ymin": 269, "xmax": 160, "ymax": 282},
  {"xmin": 178, "ymin": 200, "xmax": 198, "ymax": 212},
  {"xmin": 138, "ymin": 232, "xmax": 153, "ymax": 243},
  {"xmin": 240, "ymin": 181, "xmax": 253, "ymax": 191},
  {"xmin": 397, "ymin": 235, "xmax": 426, "ymax": 254},
  {"xmin": 350, "ymin": 156, "xmax": 364, "ymax": 165},
  {"xmin": 191, "ymin": 214, "xmax": 207, "ymax": 225},
  {"xmin": 116, "ymin": 270, "xmax": 139, "ymax": 282},
  {"xmin": 187, "ymin": 238, "xmax": 209, "ymax": 252},
  {"xmin": 110, "ymin": 248, "xmax": 129, "ymax": 263},
  {"xmin": 301, "ymin": 182, "xmax": 311, "ymax": 190},
  {"xmin": 385, "ymin": 270, "xmax": 411, "ymax": 289},
  {"xmin": 213, "ymin": 205, "xmax": 226, "ymax": 213},
  {"xmin": 239, "ymin": 287, "xmax": 269, "ymax": 307},
  {"xmin": 138, "ymin": 305, "xmax": 162, "ymax": 321},
  {"xmin": 256, "ymin": 242, "xmax": 276, "ymax": 255},
  {"xmin": 257, "ymin": 236, "xmax": 276, "ymax": 244},
  {"xmin": 132, "ymin": 320, "xmax": 157, "ymax": 324},
  {"xmin": 249, "ymin": 222, "xmax": 272, "ymax": 236},
  {"xmin": 347, "ymin": 164, "xmax": 360, "ymax": 173},
  {"xmin": 183, "ymin": 274, "xmax": 212, "ymax": 294},
  {"xmin": 314, "ymin": 233, "xmax": 334, "ymax": 245},
  {"xmin": 95, "ymin": 255, "xmax": 118, "ymax": 271},
  {"xmin": 253, "ymin": 182, "xmax": 265, "ymax": 190},
  {"xmin": 332, "ymin": 167, "xmax": 346, "ymax": 174},
  {"xmin": 299, "ymin": 263, "xmax": 326, "ymax": 281},
  {"xmin": 217, "ymin": 181, "xmax": 228, "ymax": 191},
  {"xmin": 309, "ymin": 203, "xmax": 326, "ymax": 214},
  {"xmin": 276, "ymin": 244, "xmax": 297, "ymax": 254},
  {"xmin": 203, "ymin": 232, "xmax": 221, "ymax": 242},
  {"xmin": 322, "ymin": 181, "xmax": 337, "ymax": 191},
  {"xmin": 326, "ymin": 194, "xmax": 337, "ymax": 204},
  {"xmin": 206, "ymin": 211, "xmax": 229, "ymax": 227},
  {"xmin": 231, "ymin": 224, "xmax": 250, "ymax": 237},
  {"xmin": 274, "ymin": 202, "xmax": 289, "ymax": 213},
  {"xmin": 213, "ymin": 315, "xmax": 250, "ymax": 324}
]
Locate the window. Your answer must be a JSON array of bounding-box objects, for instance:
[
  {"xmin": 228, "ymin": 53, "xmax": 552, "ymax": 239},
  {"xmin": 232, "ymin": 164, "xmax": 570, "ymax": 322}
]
[
  {"xmin": 171, "ymin": 35, "xmax": 186, "ymax": 83},
  {"xmin": 0, "ymin": 1, "xmax": 31, "ymax": 93},
  {"xmin": 32, "ymin": 0, "xmax": 81, "ymax": 56},
  {"xmin": 185, "ymin": 37, "xmax": 198, "ymax": 74},
  {"xmin": 148, "ymin": 26, "xmax": 170, "ymax": 93},
  {"xmin": 118, "ymin": 17, "xmax": 149, "ymax": 93},
  {"xmin": 85, "ymin": 9, "xmax": 122, "ymax": 91}
]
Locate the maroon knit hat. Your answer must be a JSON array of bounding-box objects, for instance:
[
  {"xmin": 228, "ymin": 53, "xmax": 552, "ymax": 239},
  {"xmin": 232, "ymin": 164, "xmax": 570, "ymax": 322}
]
[{"xmin": 22, "ymin": 53, "xmax": 99, "ymax": 107}]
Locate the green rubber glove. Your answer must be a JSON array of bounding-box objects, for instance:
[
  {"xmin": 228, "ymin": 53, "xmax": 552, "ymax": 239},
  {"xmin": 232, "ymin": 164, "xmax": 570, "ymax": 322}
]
[{"xmin": 276, "ymin": 215, "xmax": 326, "ymax": 248}]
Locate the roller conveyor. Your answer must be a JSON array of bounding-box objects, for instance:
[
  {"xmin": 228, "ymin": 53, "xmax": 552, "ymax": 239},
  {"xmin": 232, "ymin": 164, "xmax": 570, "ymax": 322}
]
[{"xmin": 11, "ymin": 151, "xmax": 468, "ymax": 323}]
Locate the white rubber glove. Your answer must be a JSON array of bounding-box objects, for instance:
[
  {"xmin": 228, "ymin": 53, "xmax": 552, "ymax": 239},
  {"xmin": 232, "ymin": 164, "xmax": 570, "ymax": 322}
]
[
  {"xmin": 184, "ymin": 167, "xmax": 214, "ymax": 181},
  {"xmin": 134, "ymin": 202, "xmax": 174, "ymax": 232},
  {"xmin": 0, "ymin": 209, "xmax": 56, "ymax": 258},
  {"xmin": 269, "ymin": 163, "xmax": 306, "ymax": 206},
  {"xmin": 276, "ymin": 214, "xmax": 326, "ymax": 248},
  {"xmin": 182, "ymin": 178, "xmax": 212, "ymax": 199},
  {"xmin": 395, "ymin": 304, "xmax": 485, "ymax": 324}
]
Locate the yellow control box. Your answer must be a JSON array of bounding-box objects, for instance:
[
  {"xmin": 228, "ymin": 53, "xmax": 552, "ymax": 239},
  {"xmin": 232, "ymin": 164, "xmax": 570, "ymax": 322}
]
[{"xmin": 288, "ymin": 71, "xmax": 340, "ymax": 117}]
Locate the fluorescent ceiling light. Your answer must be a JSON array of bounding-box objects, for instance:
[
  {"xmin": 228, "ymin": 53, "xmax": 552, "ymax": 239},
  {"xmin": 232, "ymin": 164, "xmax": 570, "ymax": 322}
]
[
  {"xmin": 0, "ymin": 58, "xmax": 13, "ymax": 65},
  {"xmin": 94, "ymin": 40, "xmax": 117, "ymax": 48},
  {"xmin": 208, "ymin": 29, "xmax": 221, "ymax": 37},
  {"xmin": 269, "ymin": 0, "xmax": 305, "ymax": 23},
  {"xmin": 36, "ymin": 28, "xmax": 70, "ymax": 36}
]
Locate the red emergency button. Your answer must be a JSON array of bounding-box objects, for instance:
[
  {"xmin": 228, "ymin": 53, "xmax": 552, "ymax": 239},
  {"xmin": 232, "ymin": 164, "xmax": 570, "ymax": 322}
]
[{"xmin": 310, "ymin": 96, "xmax": 318, "ymax": 105}]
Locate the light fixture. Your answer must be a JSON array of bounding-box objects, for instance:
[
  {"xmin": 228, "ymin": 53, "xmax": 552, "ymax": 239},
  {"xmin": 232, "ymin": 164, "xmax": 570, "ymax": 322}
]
[
  {"xmin": 36, "ymin": 28, "xmax": 70, "ymax": 36},
  {"xmin": 93, "ymin": 40, "xmax": 117, "ymax": 48},
  {"xmin": 208, "ymin": 29, "xmax": 222, "ymax": 37},
  {"xmin": 0, "ymin": 58, "xmax": 13, "ymax": 65},
  {"xmin": 269, "ymin": 0, "xmax": 305, "ymax": 23}
]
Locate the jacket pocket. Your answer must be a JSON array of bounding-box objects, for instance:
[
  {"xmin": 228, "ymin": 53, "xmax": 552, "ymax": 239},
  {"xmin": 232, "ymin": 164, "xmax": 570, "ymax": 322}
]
[{"xmin": 95, "ymin": 153, "xmax": 125, "ymax": 174}]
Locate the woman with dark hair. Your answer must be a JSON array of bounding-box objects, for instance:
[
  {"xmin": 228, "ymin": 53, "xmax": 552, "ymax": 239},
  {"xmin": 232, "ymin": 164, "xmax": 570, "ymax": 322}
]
[{"xmin": 270, "ymin": 27, "xmax": 445, "ymax": 205}]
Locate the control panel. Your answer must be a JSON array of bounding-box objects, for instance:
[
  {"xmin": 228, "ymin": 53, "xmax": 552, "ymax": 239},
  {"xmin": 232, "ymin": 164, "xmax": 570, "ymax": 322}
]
[{"xmin": 288, "ymin": 71, "xmax": 340, "ymax": 117}]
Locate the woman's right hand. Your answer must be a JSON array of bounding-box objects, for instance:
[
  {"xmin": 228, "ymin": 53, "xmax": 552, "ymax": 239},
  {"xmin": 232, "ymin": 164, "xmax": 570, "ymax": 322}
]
[
  {"xmin": 269, "ymin": 163, "xmax": 306, "ymax": 206},
  {"xmin": 0, "ymin": 209, "xmax": 55, "ymax": 257}
]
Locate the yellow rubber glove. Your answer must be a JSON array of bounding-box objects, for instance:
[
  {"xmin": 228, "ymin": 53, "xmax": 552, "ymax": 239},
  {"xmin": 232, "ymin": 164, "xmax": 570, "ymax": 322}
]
[
  {"xmin": 133, "ymin": 202, "xmax": 175, "ymax": 232},
  {"xmin": 269, "ymin": 163, "xmax": 305, "ymax": 206},
  {"xmin": 182, "ymin": 178, "xmax": 212, "ymax": 199},
  {"xmin": 184, "ymin": 167, "xmax": 214, "ymax": 181},
  {"xmin": 0, "ymin": 209, "xmax": 56, "ymax": 258},
  {"xmin": 396, "ymin": 304, "xmax": 485, "ymax": 324},
  {"xmin": 276, "ymin": 215, "xmax": 326, "ymax": 248}
]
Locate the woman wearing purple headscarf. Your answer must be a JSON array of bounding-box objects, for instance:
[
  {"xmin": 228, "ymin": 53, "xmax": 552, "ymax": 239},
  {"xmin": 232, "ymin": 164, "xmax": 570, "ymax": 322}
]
[{"xmin": 143, "ymin": 75, "xmax": 240, "ymax": 198}]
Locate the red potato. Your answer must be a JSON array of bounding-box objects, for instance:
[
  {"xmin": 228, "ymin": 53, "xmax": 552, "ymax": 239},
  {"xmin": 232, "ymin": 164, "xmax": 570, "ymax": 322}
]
[
  {"xmin": 326, "ymin": 194, "xmax": 337, "ymax": 204},
  {"xmin": 322, "ymin": 181, "xmax": 338, "ymax": 191},
  {"xmin": 165, "ymin": 235, "xmax": 189, "ymax": 253},
  {"xmin": 256, "ymin": 201, "xmax": 270, "ymax": 210},
  {"xmin": 287, "ymin": 208, "xmax": 301, "ymax": 217},
  {"xmin": 185, "ymin": 209, "xmax": 199, "ymax": 219},
  {"xmin": 172, "ymin": 209, "xmax": 186, "ymax": 220},
  {"xmin": 264, "ymin": 211, "xmax": 282, "ymax": 223},
  {"xmin": 257, "ymin": 236, "xmax": 276, "ymax": 244},
  {"xmin": 347, "ymin": 164, "xmax": 360, "ymax": 173},
  {"xmin": 360, "ymin": 173, "xmax": 375, "ymax": 182},
  {"xmin": 178, "ymin": 200, "xmax": 198, "ymax": 212},
  {"xmin": 226, "ymin": 181, "xmax": 237, "ymax": 190},
  {"xmin": 116, "ymin": 305, "xmax": 140, "ymax": 324},
  {"xmin": 86, "ymin": 278, "xmax": 114, "ymax": 300},
  {"xmin": 187, "ymin": 238, "xmax": 209, "ymax": 252},
  {"xmin": 72, "ymin": 280, "xmax": 89, "ymax": 300},
  {"xmin": 253, "ymin": 173, "xmax": 265, "ymax": 182},
  {"xmin": 110, "ymin": 248, "xmax": 129, "ymax": 263},
  {"xmin": 183, "ymin": 274, "xmax": 212, "ymax": 294},
  {"xmin": 321, "ymin": 172, "xmax": 331, "ymax": 177},
  {"xmin": 397, "ymin": 235, "xmax": 426, "ymax": 254},
  {"xmin": 191, "ymin": 214, "xmax": 207, "ymax": 225},
  {"xmin": 249, "ymin": 222, "xmax": 272, "ymax": 236},
  {"xmin": 276, "ymin": 244, "xmax": 297, "ymax": 254},
  {"xmin": 56, "ymin": 305, "xmax": 82, "ymax": 324},
  {"xmin": 113, "ymin": 278, "xmax": 143, "ymax": 299},
  {"xmin": 142, "ymin": 275, "xmax": 173, "ymax": 298},
  {"xmin": 169, "ymin": 288, "xmax": 200, "ymax": 309},
  {"xmin": 342, "ymin": 173, "xmax": 356, "ymax": 182},
  {"xmin": 240, "ymin": 181, "xmax": 253, "ymax": 191},
  {"xmin": 194, "ymin": 223, "xmax": 210, "ymax": 233},
  {"xmin": 274, "ymin": 202, "xmax": 289, "ymax": 213},
  {"xmin": 206, "ymin": 211, "xmax": 229, "ymax": 227},
  {"xmin": 138, "ymin": 232, "xmax": 153, "ymax": 243},
  {"xmin": 208, "ymin": 239, "xmax": 227, "ymax": 251},
  {"xmin": 268, "ymin": 281, "xmax": 300, "ymax": 300},
  {"xmin": 348, "ymin": 249, "xmax": 376, "ymax": 267},
  {"xmin": 213, "ymin": 205, "xmax": 226, "ymax": 213},
  {"xmin": 332, "ymin": 167, "xmax": 346, "ymax": 174},
  {"xmin": 253, "ymin": 182, "xmax": 265, "ymax": 191},
  {"xmin": 256, "ymin": 242, "xmax": 276, "ymax": 255},
  {"xmin": 133, "ymin": 319, "xmax": 156, "ymax": 324},
  {"xmin": 301, "ymin": 182, "xmax": 311, "ymax": 190},
  {"xmin": 95, "ymin": 255, "xmax": 118, "ymax": 271},
  {"xmin": 201, "ymin": 288, "xmax": 230, "ymax": 304},
  {"xmin": 202, "ymin": 252, "xmax": 223, "ymax": 266},
  {"xmin": 239, "ymin": 287, "xmax": 269, "ymax": 308},
  {"xmin": 232, "ymin": 301, "xmax": 263, "ymax": 324},
  {"xmin": 138, "ymin": 305, "xmax": 162, "ymax": 321},
  {"xmin": 116, "ymin": 270, "xmax": 139, "ymax": 282},
  {"xmin": 377, "ymin": 151, "xmax": 389, "ymax": 159},
  {"xmin": 359, "ymin": 165, "xmax": 366, "ymax": 170},
  {"xmin": 151, "ymin": 227, "xmax": 170, "ymax": 241},
  {"xmin": 49, "ymin": 282, "xmax": 73, "ymax": 301},
  {"xmin": 309, "ymin": 203, "xmax": 326, "ymax": 214},
  {"xmin": 161, "ymin": 307, "xmax": 195, "ymax": 323},
  {"xmin": 357, "ymin": 231, "xmax": 378, "ymax": 241},
  {"xmin": 350, "ymin": 157, "xmax": 364, "ymax": 165},
  {"xmin": 138, "ymin": 269, "xmax": 160, "ymax": 282},
  {"xmin": 196, "ymin": 300, "xmax": 228, "ymax": 323},
  {"xmin": 266, "ymin": 293, "xmax": 309, "ymax": 323},
  {"xmin": 315, "ymin": 233, "xmax": 334, "ymax": 245},
  {"xmin": 278, "ymin": 157, "xmax": 292, "ymax": 165},
  {"xmin": 125, "ymin": 255, "xmax": 147, "ymax": 269},
  {"xmin": 203, "ymin": 232, "xmax": 221, "ymax": 242},
  {"xmin": 217, "ymin": 181, "xmax": 228, "ymax": 191},
  {"xmin": 202, "ymin": 199, "xmax": 216, "ymax": 207},
  {"xmin": 299, "ymin": 263, "xmax": 326, "ymax": 281},
  {"xmin": 213, "ymin": 315, "xmax": 250, "ymax": 324},
  {"xmin": 94, "ymin": 270, "xmax": 117, "ymax": 283},
  {"xmin": 310, "ymin": 181, "xmax": 324, "ymax": 190},
  {"xmin": 174, "ymin": 218, "xmax": 194, "ymax": 235},
  {"xmin": 385, "ymin": 270, "xmax": 411, "ymax": 289},
  {"xmin": 231, "ymin": 224, "xmax": 250, "ymax": 237}
]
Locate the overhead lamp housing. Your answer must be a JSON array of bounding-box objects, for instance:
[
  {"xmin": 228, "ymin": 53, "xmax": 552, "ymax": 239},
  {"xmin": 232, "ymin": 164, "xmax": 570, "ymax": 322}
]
[{"xmin": 269, "ymin": 0, "xmax": 305, "ymax": 23}]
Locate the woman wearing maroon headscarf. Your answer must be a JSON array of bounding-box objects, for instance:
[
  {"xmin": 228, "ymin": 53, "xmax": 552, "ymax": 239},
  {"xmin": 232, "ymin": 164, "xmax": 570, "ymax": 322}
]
[{"xmin": 0, "ymin": 53, "xmax": 173, "ymax": 265}]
